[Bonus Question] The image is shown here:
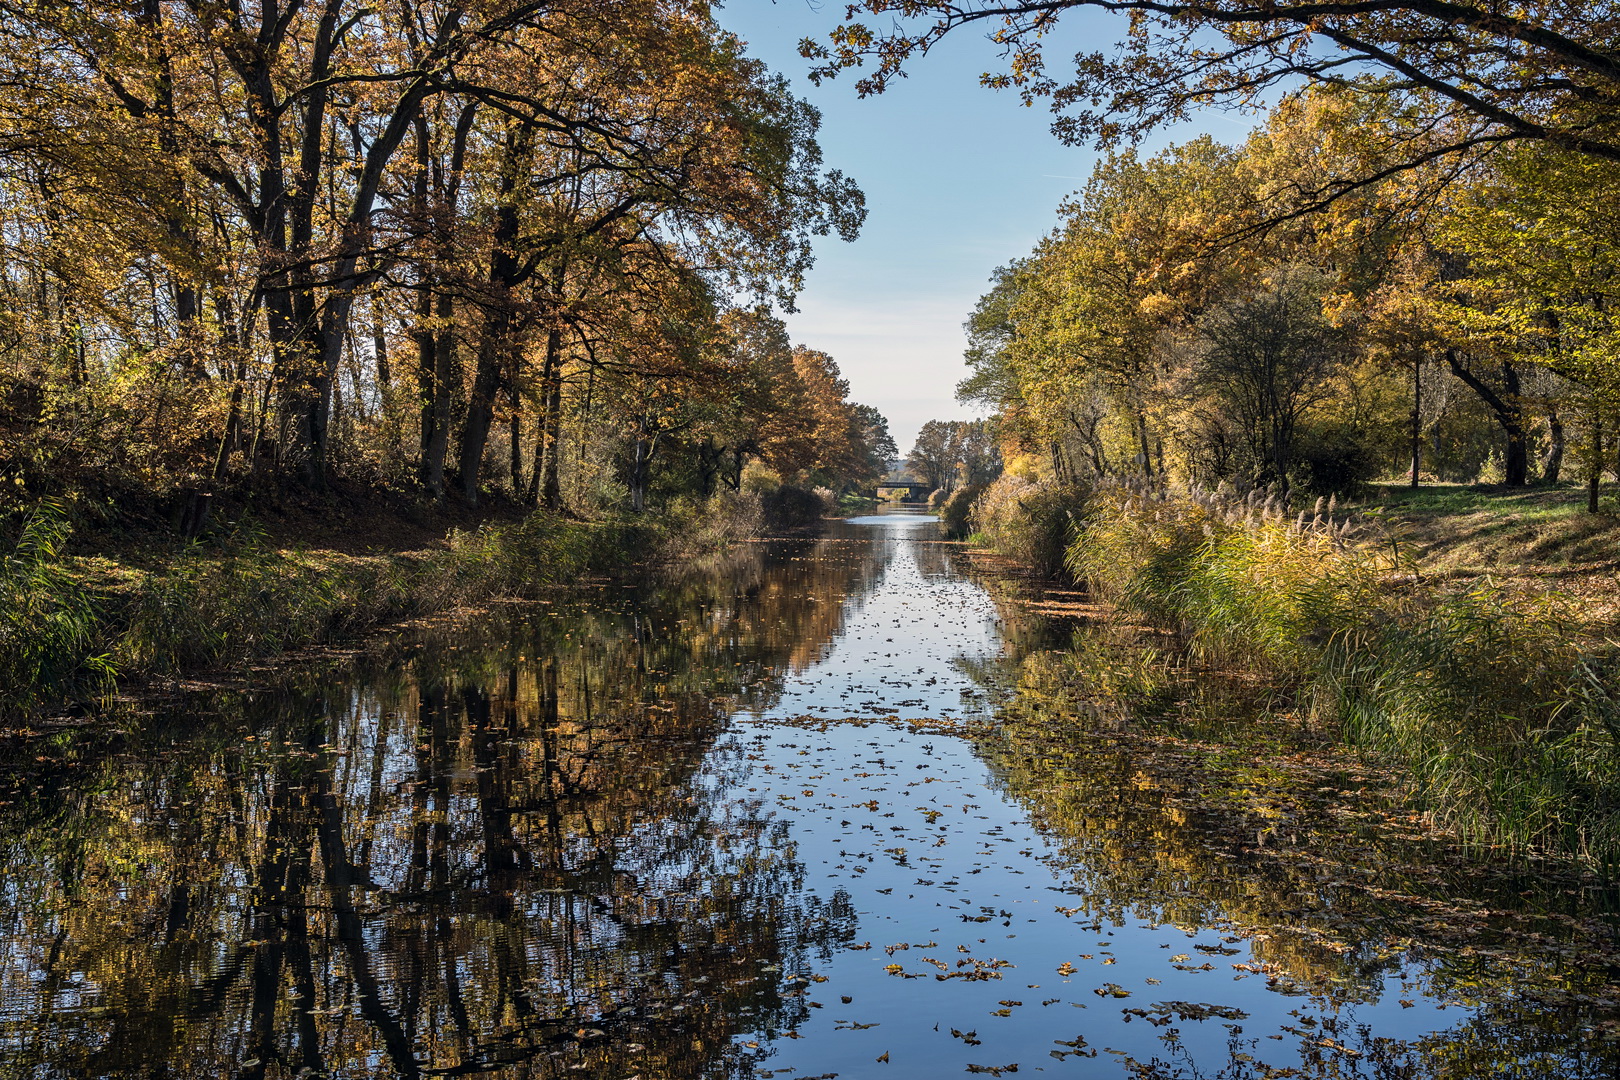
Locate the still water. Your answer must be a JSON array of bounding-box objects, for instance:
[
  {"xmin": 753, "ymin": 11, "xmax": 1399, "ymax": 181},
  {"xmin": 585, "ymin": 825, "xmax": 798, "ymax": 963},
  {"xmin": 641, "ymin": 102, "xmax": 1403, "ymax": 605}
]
[{"xmin": 3, "ymin": 513, "xmax": 1619, "ymax": 1077}]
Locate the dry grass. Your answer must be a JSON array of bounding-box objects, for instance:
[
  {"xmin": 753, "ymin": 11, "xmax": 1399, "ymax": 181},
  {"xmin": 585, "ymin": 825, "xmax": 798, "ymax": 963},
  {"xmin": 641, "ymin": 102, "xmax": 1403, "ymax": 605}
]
[
  {"xmin": 1362, "ymin": 483, "xmax": 1620, "ymax": 568},
  {"xmin": 1355, "ymin": 482, "xmax": 1620, "ymax": 632}
]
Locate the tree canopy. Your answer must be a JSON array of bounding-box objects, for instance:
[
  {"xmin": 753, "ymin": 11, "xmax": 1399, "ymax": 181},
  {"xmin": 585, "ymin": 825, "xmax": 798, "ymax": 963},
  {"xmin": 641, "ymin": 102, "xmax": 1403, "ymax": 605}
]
[{"xmin": 0, "ymin": 0, "xmax": 886, "ymax": 521}]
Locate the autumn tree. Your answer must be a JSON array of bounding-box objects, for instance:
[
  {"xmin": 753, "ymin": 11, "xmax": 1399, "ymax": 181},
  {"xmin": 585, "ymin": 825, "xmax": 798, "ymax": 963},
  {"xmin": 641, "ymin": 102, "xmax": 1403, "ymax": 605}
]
[
  {"xmin": 1196, "ymin": 266, "xmax": 1350, "ymax": 493},
  {"xmin": 807, "ymin": 2, "xmax": 1620, "ymax": 172},
  {"xmin": 0, "ymin": 0, "xmax": 868, "ymax": 520}
]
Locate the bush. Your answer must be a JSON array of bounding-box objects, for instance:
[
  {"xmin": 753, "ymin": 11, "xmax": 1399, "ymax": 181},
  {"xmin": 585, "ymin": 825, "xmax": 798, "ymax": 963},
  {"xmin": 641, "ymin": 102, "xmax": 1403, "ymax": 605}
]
[
  {"xmin": 655, "ymin": 491, "xmax": 765, "ymax": 560},
  {"xmin": 1290, "ymin": 424, "xmax": 1381, "ymax": 496},
  {"xmin": 761, "ymin": 484, "xmax": 830, "ymax": 530},
  {"xmin": 939, "ymin": 484, "xmax": 983, "ymax": 539},
  {"xmin": 0, "ymin": 503, "xmax": 113, "ymax": 715},
  {"xmin": 973, "ymin": 474, "xmax": 1083, "ymax": 575}
]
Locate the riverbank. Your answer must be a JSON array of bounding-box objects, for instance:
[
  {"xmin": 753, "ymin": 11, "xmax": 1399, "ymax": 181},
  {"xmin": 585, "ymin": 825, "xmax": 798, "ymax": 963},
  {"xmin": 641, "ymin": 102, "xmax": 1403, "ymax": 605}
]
[
  {"xmin": 0, "ymin": 488, "xmax": 786, "ymax": 721},
  {"xmin": 966, "ymin": 474, "xmax": 1620, "ymax": 871}
]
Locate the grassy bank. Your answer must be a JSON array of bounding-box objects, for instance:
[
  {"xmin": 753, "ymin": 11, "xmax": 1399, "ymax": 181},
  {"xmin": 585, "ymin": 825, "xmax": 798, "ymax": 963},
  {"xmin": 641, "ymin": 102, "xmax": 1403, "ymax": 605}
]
[
  {"xmin": 0, "ymin": 491, "xmax": 770, "ymax": 719},
  {"xmin": 973, "ymin": 475, "xmax": 1620, "ymax": 869},
  {"xmin": 1357, "ymin": 482, "xmax": 1620, "ymax": 577}
]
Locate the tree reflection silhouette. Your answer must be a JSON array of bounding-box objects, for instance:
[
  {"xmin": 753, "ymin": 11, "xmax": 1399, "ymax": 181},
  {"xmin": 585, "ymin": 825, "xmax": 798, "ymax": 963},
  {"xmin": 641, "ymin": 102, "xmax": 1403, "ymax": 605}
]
[{"xmin": 0, "ymin": 534, "xmax": 884, "ymax": 1078}]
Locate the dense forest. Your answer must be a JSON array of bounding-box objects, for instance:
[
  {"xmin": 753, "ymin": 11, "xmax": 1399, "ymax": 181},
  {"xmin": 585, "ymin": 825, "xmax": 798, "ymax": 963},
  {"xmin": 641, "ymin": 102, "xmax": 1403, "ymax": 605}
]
[{"xmin": 0, "ymin": 0, "xmax": 892, "ymax": 529}]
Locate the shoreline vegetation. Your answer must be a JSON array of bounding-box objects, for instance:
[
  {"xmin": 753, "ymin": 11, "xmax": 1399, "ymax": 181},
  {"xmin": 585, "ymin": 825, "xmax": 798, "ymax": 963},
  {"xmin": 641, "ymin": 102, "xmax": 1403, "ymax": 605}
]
[
  {"xmin": 966, "ymin": 471, "xmax": 1620, "ymax": 872},
  {"xmin": 1, "ymin": 487, "xmax": 837, "ymax": 723}
]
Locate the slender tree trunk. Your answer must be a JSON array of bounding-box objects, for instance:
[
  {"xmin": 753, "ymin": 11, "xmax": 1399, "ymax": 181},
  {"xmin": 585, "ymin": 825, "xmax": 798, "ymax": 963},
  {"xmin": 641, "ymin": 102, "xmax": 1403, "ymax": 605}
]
[
  {"xmin": 1590, "ymin": 412, "xmax": 1603, "ymax": 514},
  {"xmin": 1410, "ymin": 356, "xmax": 1422, "ymax": 488},
  {"xmin": 1543, "ymin": 409, "xmax": 1565, "ymax": 484},
  {"xmin": 372, "ymin": 307, "xmax": 390, "ymax": 407},
  {"xmin": 509, "ymin": 408, "xmax": 524, "ymax": 495},
  {"xmin": 417, "ymin": 291, "xmax": 455, "ymax": 498},
  {"xmin": 630, "ymin": 436, "xmax": 647, "ymax": 513},
  {"xmin": 1447, "ymin": 352, "xmax": 1529, "ymax": 486},
  {"xmin": 538, "ymin": 328, "xmax": 565, "ymax": 511}
]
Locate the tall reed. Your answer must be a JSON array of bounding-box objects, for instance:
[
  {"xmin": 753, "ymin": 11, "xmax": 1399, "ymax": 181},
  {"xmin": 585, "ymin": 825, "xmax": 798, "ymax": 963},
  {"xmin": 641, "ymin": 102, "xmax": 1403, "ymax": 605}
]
[
  {"xmin": 1064, "ymin": 479, "xmax": 1620, "ymax": 866},
  {"xmin": 0, "ymin": 502, "xmax": 114, "ymax": 715}
]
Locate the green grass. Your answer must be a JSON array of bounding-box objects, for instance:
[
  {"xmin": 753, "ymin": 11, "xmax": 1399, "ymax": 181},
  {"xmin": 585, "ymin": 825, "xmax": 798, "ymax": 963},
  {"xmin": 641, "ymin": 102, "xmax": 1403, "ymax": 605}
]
[
  {"xmin": 1355, "ymin": 482, "xmax": 1620, "ymax": 569},
  {"xmin": 1061, "ymin": 479, "xmax": 1620, "ymax": 869},
  {"xmin": 0, "ymin": 486, "xmax": 780, "ymax": 716},
  {"xmin": 0, "ymin": 505, "xmax": 673, "ymax": 718}
]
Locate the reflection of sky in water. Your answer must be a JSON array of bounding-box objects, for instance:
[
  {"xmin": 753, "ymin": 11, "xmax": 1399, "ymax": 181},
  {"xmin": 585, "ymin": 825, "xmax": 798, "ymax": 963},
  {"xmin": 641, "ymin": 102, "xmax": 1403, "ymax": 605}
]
[
  {"xmin": 711, "ymin": 518, "xmax": 1609, "ymax": 1078},
  {"xmin": 758, "ymin": 515, "xmax": 998, "ymax": 721}
]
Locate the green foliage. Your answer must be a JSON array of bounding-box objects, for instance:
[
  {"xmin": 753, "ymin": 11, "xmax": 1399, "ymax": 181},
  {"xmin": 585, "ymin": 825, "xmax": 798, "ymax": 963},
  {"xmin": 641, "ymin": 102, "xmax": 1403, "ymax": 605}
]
[
  {"xmin": 973, "ymin": 474, "xmax": 1080, "ymax": 575},
  {"xmin": 0, "ymin": 502, "xmax": 113, "ymax": 715},
  {"xmin": 938, "ymin": 483, "xmax": 983, "ymax": 539},
  {"xmin": 1066, "ymin": 480, "xmax": 1620, "ymax": 865}
]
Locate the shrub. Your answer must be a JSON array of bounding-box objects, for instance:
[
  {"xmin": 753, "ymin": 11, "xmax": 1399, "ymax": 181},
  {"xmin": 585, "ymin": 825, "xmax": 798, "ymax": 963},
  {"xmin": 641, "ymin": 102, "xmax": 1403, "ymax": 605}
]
[
  {"xmin": 761, "ymin": 484, "xmax": 829, "ymax": 530},
  {"xmin": 655, "ymin": 491, "xmax": 765, "ymax": 559},
  {"xmin": 0, "ymin": 502, "xmax": 113, "ymax": 714},
  {"xmin": 973, "ymin": 474, "xmax": 1083, "ymax": 575},
  {"xmin": 1290, "ymin": 423, "xmax": 1381, "ymax": 497},
  {"xmin": 939, "ymin": 484, "xmax": 983, "ymax": 539}
]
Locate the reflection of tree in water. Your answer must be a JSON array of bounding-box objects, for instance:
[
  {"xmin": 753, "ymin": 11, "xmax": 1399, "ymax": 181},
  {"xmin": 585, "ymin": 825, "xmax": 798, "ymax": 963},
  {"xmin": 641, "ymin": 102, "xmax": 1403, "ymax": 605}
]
[
  {"xmin": 0, "ymin": 534, "xmax": 886, "ymax": 1078},
  {"xmin": 970, "ymin": 616, "xmax": 1620, "ymax": 1076}
]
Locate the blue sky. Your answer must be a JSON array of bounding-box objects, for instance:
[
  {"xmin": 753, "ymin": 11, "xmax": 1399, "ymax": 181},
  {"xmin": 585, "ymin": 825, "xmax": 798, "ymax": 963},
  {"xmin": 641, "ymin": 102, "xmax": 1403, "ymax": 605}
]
[{"xmin": 714, "ymin": 1, "xmax": 1241, "ymax": 452}]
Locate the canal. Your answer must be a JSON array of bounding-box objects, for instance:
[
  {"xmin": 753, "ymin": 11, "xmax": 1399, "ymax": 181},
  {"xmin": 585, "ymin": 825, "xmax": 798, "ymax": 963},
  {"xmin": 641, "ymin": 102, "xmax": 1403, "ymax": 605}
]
[{"xmin": 2, "ymin": 511, "xmax": 1618, "ymax": 1077}]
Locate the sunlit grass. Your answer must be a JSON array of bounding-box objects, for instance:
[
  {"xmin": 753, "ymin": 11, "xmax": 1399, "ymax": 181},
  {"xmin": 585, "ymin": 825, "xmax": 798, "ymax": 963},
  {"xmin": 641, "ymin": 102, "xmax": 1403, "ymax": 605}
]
[
  {"xmin": 0, "ymin": 504, "xmax": 665, "ymax": 715},
  {"xmin": 1063, "ymin": 479, "xmax": 1620, "ymax": 868},
  {"xmin": 1357, "ymin": 482, "xmax": 1620, "ymax": 569}
]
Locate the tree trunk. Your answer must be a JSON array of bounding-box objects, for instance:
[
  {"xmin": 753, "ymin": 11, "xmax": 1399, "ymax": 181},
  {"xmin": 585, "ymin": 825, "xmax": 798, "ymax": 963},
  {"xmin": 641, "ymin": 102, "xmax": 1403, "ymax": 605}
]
[
  {"xmin": 1446, "ymin": 352, "xmax": 1529, "ymax": 486},
  {"xmin": 417, "ymin": 292, "xmax": 455, "ymax": 498},
  {"xmin": 455, "ymin": 126, "xmax": 528, "ymax": 504},
  {"xmin": 456, "ymin": 318, "xmax": 507, "ymax": 504},
  {"xmin": 630, "ymin": 436, "xmax": 648, "ymax": 513},
  {"xmin": 1543, "ymin": 409, "xmax": 1565, "ymax": 484},
  {"xmin": 538, "ymin": 327, "xmax": 566, "ymax": 512},
  {"xmin": 372, "ymin": 307, "xmax": 391, "ymax": 408},
  {"xmin": 1410, "ymin": 356, "xmax": 1422, "ymax": 488},
  {"xmin": 509, "ymin": 388, "xmax": 524, "ymax": 496},
  {"xmin": 697, "ymin": 438, "xmax": 722, "ymax": 496},
  {"xmin": 1589, "ymin": 413, "xmax": 1603, "ymax": 514}
]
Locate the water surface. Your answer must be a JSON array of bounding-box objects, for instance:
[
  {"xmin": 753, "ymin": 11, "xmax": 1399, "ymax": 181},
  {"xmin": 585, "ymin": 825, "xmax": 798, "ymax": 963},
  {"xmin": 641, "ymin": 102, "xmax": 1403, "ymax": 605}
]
[{"xmin": 3, "ymin": 511, "xmax": 1618, "ymax": 1077}]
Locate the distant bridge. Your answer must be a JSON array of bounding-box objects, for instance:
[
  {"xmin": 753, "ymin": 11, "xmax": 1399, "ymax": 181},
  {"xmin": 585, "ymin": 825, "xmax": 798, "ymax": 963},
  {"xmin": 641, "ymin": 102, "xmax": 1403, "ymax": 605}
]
[{"xmin": 875, "ymin": 480, "xmax": 932, "ymax": 501}]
